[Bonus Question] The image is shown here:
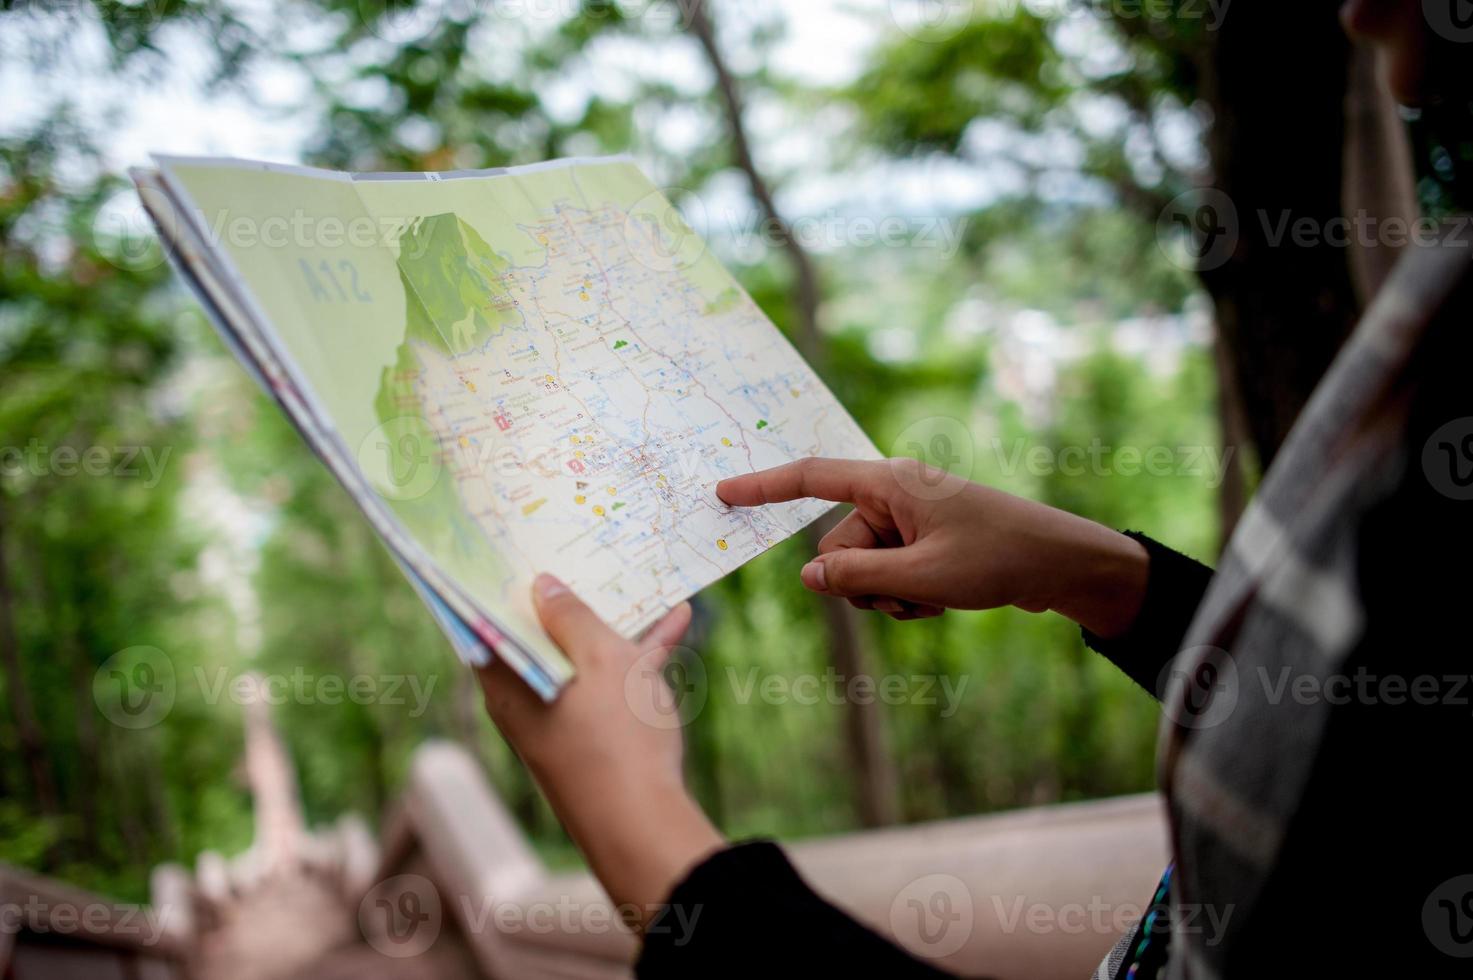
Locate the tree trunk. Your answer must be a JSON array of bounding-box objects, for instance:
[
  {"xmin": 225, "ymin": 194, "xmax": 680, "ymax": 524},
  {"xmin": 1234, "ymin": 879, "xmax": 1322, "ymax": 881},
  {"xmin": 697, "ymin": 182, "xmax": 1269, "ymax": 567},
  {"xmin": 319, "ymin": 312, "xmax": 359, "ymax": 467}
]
[
  {"xmin": 66, "ymin": 632, "xmax": 102, "ymax": 850},
  {"xmin": 142, "ymin": 737, "xmax": 178, "ymax": 858},
  {"xmin": 0, "ymin": 501, "xmax": 61, "ymax": 818},
  {"xmin": 1197, "ymin": 0, "xmax": 1363, "ymax": 466},
  {"xmin": 1212, "ymin": 332, "xmax": 1251, "ymax": 547},
  {"xmin": 678, "ymin": 0, "xmax": 899, "ymax": 827}
]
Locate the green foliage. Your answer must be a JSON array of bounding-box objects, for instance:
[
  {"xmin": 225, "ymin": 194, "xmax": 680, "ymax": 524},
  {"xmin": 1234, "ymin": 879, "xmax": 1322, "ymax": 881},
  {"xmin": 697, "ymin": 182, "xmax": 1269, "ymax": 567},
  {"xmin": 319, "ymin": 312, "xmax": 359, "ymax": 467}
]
[
  {"xmin": 849, "ymin": 13, "xmax": 1069, "ymax": 153},
  {"xmin": 847, "ymin": 5, "xmax": 1208, "ymax": 225},
  {"xmin": 0, "ymin": 124, "xmax": 221, "ymax": 899},
  {"xmin": 967, "ymin": 205, "xmax": 1198, "ymax": 319}
]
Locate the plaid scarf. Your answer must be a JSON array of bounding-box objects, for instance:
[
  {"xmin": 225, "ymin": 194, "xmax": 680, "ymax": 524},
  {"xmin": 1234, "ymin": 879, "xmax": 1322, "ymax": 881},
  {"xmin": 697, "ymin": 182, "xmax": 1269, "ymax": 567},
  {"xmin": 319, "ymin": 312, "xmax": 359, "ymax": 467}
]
[{"xmin": 1093, "ymin": 228, "xmax": 1473, "ymax": 980}]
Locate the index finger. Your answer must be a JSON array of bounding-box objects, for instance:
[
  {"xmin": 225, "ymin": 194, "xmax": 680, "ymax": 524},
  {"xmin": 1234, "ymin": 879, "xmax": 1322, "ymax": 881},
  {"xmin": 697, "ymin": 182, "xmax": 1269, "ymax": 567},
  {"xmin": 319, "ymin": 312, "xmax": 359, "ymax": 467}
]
[{"xmin": 716, "ymin": 457, "xmax": 881, "ymax": 506}]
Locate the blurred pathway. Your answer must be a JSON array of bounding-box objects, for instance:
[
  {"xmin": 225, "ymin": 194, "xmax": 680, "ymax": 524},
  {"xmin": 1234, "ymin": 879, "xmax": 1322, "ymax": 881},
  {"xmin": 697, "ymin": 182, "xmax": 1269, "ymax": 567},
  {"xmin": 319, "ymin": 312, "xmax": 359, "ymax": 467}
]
[{"xmin": 186, "ymin": 673, "xmax": 432, "ymax": 980}]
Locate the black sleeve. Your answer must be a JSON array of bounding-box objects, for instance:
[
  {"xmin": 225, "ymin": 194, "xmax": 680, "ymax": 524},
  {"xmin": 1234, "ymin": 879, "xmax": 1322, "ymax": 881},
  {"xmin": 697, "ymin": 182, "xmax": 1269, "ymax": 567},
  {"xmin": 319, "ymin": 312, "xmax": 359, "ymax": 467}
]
[
  {"xmin": 1080, "ymin": 531, "xmax": 1215, "ymax": 698},
  {"xmin": 636, "ymin": 841, "xmax": 959, "ymax": 979}
]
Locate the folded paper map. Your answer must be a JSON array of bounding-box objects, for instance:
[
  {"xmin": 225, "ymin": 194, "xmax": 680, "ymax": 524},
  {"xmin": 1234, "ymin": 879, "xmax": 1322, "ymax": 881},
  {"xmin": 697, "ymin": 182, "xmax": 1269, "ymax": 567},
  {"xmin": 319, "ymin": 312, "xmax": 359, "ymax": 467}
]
[{"xmin": 133, "ymin": 156, "xmax": 881, "ymax": 699}]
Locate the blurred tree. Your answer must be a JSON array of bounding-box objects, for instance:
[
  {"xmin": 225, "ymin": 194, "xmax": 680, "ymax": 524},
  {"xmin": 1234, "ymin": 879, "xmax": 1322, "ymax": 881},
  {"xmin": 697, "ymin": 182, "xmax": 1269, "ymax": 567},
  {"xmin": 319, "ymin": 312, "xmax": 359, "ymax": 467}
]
[
  {"xmin": 0, "ymin": 120, "xmax": 227, "ymax": 896},
  {"xmin": 848, "ymin": 1, "xmax": 1372, "ymax": 526},
  {"xmin": 677, "ymin": 0, "xmax": 900, "ymax": 827},
  {"xmin": 1197, "ymin": 0, "xmax": 1363, "ymax": 467}
]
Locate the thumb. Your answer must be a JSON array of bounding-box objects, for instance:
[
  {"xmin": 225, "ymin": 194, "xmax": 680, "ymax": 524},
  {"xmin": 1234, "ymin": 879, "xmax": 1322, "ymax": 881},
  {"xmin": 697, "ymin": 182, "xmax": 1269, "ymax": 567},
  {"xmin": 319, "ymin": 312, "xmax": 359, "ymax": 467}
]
[
  {"xmin": 532, "ymin": 574, "xmax": 617, "ymax": 662},
  {"xmin": 640, "ymin": 602, "xmax": 693, "ymax": 654},
  {"xmin": 801, "ymin": 547, "xmax": 918, "ymax": 600}
]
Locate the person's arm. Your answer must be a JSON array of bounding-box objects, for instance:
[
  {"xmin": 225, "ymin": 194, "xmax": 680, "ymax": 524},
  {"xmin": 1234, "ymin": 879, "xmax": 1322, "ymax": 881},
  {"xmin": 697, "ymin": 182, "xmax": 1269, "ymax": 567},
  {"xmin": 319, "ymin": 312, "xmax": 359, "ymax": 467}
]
[
  {"xmin": 716, "ymin": 458, "xmax": 1214, "ymax": 695},
  {"xmin": 1078, "ymin": 532, "xmax": 1216, "ymax": 696},
  {"xmin": 478, "ymin": 576, "xmax": 953, "ymax": 976},
  {"xmin": 638, "ymin": 841, "xmax": 957, "ymax": 978},
  {"xmin": 477, "ymin": 578, "xmax": 723, "ymax": 929},
  {"xmin": 716, "ymin": 457, "xmax": 1154, "ymax": 637}
]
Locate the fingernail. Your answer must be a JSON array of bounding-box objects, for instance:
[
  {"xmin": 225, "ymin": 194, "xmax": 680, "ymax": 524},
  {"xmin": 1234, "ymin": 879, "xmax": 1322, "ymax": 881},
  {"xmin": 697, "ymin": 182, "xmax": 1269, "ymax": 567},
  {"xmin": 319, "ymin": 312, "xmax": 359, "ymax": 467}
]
[
  {"xmin": 800, "ymin": 561, "xmax": 827, "ymax": 591},
  {"xmin": 534, "ymin": 573, "xmax": 569, "ymax": 599}
]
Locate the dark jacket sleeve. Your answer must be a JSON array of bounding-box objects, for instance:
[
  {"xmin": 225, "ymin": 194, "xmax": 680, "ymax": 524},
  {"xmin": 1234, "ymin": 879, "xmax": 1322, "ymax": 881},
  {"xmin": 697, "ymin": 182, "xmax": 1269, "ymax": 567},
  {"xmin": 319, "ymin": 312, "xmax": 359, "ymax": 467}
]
[
  {"xmin": 636, "ymin": 841, "xmax": 958, "ymax": 979},
  {"xmin": 1080, "ymin": 531, "xmax": 1215, "ymax": 699}
]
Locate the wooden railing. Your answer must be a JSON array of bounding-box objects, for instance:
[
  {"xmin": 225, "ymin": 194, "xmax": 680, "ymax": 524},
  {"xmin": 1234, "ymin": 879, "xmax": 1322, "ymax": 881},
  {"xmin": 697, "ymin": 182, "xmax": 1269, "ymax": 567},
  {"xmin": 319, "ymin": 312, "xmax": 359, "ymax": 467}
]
[
  {"xmin": 367, "ymin": 742, "xmax": 1169, "ymax": 980},
  {"xmin": 0, "ymin": 863, "xmax": 190, "ymax": 979},
  {"xmin": 1, "ymin": 741, "xmax": 1168, "ymax": 980}
]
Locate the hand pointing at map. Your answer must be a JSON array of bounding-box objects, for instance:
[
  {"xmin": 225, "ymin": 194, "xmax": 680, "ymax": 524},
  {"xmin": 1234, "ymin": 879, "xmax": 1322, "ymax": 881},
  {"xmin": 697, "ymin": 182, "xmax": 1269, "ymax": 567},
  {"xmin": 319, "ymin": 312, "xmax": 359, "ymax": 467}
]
[{"xmin": 716, "ymin": 457, "xmax": 1153, "ymax": 640}]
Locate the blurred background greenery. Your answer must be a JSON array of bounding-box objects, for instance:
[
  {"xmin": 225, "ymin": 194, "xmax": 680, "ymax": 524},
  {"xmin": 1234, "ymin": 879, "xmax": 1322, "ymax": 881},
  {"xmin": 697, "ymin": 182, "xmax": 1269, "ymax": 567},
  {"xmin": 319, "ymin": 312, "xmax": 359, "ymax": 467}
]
[{"xmin": 4, "ymin": 0, "xmax": 1364, "ymax": 903}]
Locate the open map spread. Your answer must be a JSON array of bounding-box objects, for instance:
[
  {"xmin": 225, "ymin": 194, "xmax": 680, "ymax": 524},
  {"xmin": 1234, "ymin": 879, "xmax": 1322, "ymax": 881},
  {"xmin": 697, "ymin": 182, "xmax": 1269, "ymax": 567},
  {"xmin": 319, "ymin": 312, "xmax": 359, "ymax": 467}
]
[{"xmin": 133, "ymin": 156, "xmax": 881, "ymax": 699}]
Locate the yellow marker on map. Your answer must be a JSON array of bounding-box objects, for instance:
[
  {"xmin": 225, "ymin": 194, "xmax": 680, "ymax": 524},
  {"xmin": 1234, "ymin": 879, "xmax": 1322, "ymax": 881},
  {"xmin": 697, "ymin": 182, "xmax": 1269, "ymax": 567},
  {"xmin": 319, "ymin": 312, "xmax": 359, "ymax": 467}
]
[
  {"xmin": 721, "ymin": 437, "xmax": 732, "ymax": 447},
  {"xmin": 607, "ymin": 487, "xmax": 617, "ymax": 495},
  {"xmin": 522, "ymin": 498, "xmax": 547, "ymax": 517},
  {"xmin": 593, "ymin": 505, "xmax": 606, "ymax": 517},
  {"xmin": 717, "ymin": 539, "xmax": 728, "ymax": 552},
  {"xmin": 575, "ymin": 495, "xmax": 586, "ymax": 505},
  {"xmin": 463, "ymin": 380, "xmax": 477, "ymax": 392},
  {"xmin": 458, "ymin": 436, "xmax": 470, "ymax": 448}
]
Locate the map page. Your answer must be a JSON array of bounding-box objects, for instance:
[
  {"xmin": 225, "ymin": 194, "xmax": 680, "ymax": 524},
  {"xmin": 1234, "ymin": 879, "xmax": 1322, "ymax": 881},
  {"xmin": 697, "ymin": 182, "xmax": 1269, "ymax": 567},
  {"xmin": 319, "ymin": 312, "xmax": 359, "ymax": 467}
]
[{"xmin": 153, "ymin": 156, "xmax": 881, "ymax": 695}]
